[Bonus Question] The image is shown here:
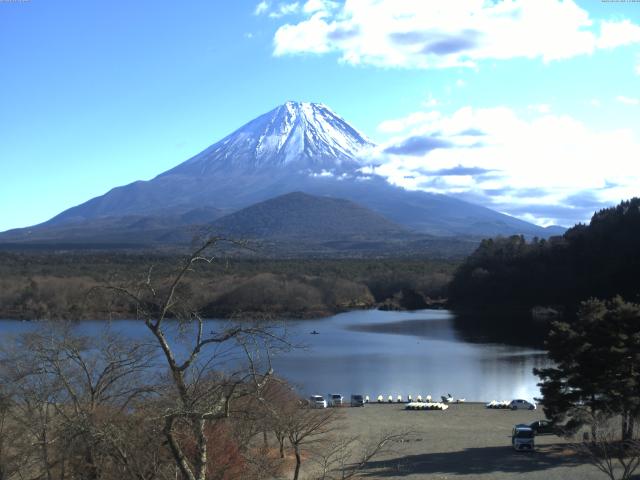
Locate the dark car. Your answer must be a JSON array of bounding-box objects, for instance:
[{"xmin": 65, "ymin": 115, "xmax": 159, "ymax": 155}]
[
  {"xmin": 529, "ymin": 420, "xmax": 554, "ymax": 435},
  {"xmin": 515, "ymin": 420, "xmax": 554, "ymax": 435}
]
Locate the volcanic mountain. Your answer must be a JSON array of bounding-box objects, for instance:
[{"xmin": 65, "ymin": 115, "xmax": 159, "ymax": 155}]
[{"xmin": 1, "ymin": 101, "xmax": 561, "ymax": 248}]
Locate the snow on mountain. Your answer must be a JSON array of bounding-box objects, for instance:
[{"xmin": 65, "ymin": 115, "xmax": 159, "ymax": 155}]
[
  {"xmin": 164, "ymin": 101, "xmax": 375, "ymax": 176},
  {"xmin": 5, "ymin": 100, "xmax": 563, "ymax": 240}
]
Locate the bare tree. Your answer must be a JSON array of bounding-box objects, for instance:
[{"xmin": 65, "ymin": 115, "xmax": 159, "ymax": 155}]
[
  {"xmin": 0, "ymin": 324, "xmax": 159, "ymax": 480},
  {"xmin": 1, "ymin": 329, "xmax": 69, "ymax": 480},
  {"xmin": 252, "ymin": 378, "xmax": 301, "ymax": 459},
  {"xmin": 284, "ymin": 406, "xmax": 342, "ymax": 480},
  {"xmin": 571, "ymin": 411, "xmax": 640, "ymax": 480},
  {"xmin": 0, "ymin": 389, "xmax": 29, "ymax": 480},
  {"xmin": 310, "ymin": 430, "xmax": 413, "ymax": 480},
  {"xmin": 99, "ymin": 238, "xmax": 288, "ymax": 480}
]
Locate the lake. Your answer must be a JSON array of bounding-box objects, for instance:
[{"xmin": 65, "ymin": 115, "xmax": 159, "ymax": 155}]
[{"xmin": 0, "ymin": 309, "xmax": 549, "ymax": 403}]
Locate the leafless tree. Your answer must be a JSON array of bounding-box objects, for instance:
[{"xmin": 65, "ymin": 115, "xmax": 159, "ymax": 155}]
[
  {"xmin": 98, "ymin": 238, "xmax": 288, "ymax": 480},
  {"xmin": 0, "ymin": 389, "xmax": 29, "ymax": 480},
  {"xmin": 571, "ymin": 411, "xmax": 640, "ymax": 480},
  {"xmin": 251, "ymin": 378, "xmax": 301, "ymax": 459},
  {"xmin": 310, "ymin": 430, "xmax": 413, "ymax": 480},
  {"xmin": 283, "ymin": 405, "xmax": 342, "ymax": 480},
  {"xmin": 0, "ymin": 323, "xmax": 159, "ymax": 480}
]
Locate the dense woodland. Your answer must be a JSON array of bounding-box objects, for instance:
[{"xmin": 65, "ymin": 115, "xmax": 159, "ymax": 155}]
[
  {"xmin": 448, "ymin": 198, "xmax": 640, "ymax": 315},
  {"xmin": 0, "ymin": 253, "xmax": 456, "ymax": 320}
]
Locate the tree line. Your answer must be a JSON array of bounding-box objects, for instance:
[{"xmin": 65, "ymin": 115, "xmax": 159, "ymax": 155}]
[
  {"xmin": 0, "ymin": 254, "xmax": 456, "ymax": 320},
  {"xmin": 448, "ymin": 198, "xmax": 640, "ymax": 314}
]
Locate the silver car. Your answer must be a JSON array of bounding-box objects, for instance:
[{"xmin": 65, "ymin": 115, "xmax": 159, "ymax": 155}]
[
  {"xmin": 309, "ymin": 395, "xmax": 327, "ymax": 408},
  {"xmin": 509, "ymin": 399, "xmax": 536, "ymax": 410}
]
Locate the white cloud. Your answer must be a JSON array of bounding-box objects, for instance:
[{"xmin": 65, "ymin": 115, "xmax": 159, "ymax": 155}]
[
  {"xmin": 372, "ymin": 106, "xmax": 640, "ymax": 225},
  {"xmin": 254, "ymin": 1, "xmax": 269, "ymax": 15},
  {"xmin": 528, "ymin": 104, "xmax": 551, "ymax": 114},
  {"xmin": 269, "ymin": 2, "xmax": 301, "ymax": 18},
  {"xmin": 274, "ymin": 13, "xmax": 333, "ymax": 55},
  {"xmin": 255, "ymin": 1, "xmax": 302, "ymax": 18},
  {"xmin": 271, "ymin": 0, "xmax": 640, "ymax": 68},
  {"xmin": 616, "ymin": 95, "xmax": 639, "ymax": 105},
  {"xmin": 377, "ymin": 111, "xmax": 441, "ymax": 134},
  {"xmin": 303, "ymin": 0, "xmax": 338, "ymax": 14},
  {"xmin": 310, "ymin": 169, "xmax": 334, "ymax": 177},
  {"xmin": 597, "ymin": 19, "xmax": 640, "ymax": 48}
]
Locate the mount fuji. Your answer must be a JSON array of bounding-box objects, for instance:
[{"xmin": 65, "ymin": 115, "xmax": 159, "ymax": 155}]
[{"xmin": 1, "ymin": 101, "xmax": 562, "ymax": 249}]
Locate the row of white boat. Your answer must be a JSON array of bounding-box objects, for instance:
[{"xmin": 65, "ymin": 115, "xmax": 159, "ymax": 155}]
[
  {"xmin": 486, "ymin": 400, "xmax": 517, "ymax": 409},
  {"xmin": 405, "ymin": 402, "xmax": 449, "ymax": 411},
  {"xmin": 370, "ymin": 394, "xmax": 466, "ymax": 404}
]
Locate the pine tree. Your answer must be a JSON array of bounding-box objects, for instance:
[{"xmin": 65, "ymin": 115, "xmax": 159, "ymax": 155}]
[{"xmin": 535, "ymin": 297, "xmax": 640, "ymax": 440}]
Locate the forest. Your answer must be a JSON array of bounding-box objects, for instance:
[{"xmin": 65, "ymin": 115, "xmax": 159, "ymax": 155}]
[
  {"xmin": 448, "ymin": 198, "xmax": 640, "ymax": 316},
  {"xmin": 0, "ymin": 252, "xmax": 456, "ymax": 320}
]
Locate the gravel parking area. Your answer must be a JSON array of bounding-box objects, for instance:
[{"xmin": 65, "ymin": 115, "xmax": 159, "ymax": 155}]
[{"xmin": 326, "ymin": 402, "xmax": 614, "ymax": 480}]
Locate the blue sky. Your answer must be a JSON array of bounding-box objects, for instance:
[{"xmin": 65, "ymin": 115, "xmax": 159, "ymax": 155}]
[{"xmin": 1, "ymin": 0, "xmax": 639, "ymax": 231}]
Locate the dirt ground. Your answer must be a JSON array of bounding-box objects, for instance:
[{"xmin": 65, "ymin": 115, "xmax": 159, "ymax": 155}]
[{"xmin": 300, "ymin": 402, "xmax": 630, "ymax": 480}]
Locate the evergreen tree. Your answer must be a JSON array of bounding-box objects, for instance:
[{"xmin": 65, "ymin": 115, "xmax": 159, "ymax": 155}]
[{"xmin": 535, "ymin": 297, "xmax": 640, "ymax": 440}]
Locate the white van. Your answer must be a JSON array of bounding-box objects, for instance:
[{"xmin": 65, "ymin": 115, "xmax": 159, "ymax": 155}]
[{"xmin": 328, "ymin": 394, "xmax": 343, "ymax": 407}]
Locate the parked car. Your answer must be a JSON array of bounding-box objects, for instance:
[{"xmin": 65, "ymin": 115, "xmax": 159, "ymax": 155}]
[
  {"xmin": 328, "ymin": 394, "xmax": 343, "ymax": 407},
  {"xmin": 509, "ymin": 399, "xmax": 536, "ymax": 410},
  {"xmin": 512, "ymin": 425, "xmax": 535, "ymax": 451},
  {"xmin": 350, "ymin": 394, "xmax": 365, "ymax": 407},
  {"xmin": 528, "ymin": 420, "xmax": 554, "ymax": 435},
  {"xmin": 309, "ymin": 395, "xmax": 327, "ymax": 408}
]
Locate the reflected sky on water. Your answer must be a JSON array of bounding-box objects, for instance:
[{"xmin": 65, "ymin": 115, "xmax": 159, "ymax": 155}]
[{"xmin": 0, "ymin": 309, "xmax": 550, "ymax": 402}]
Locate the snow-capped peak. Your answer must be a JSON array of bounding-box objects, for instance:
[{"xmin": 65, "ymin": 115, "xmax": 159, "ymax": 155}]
[{"xmin": 168, "ymin": 101, "xmax": 376, "ymax": 176}]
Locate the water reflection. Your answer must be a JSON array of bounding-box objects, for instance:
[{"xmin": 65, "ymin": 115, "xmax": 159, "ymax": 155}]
[
  {"xmin": 451, "ymin": 309, "xmax": 549, "ymax": 348},
  {"xmin": 0, "ymin": 309, "xmax": 550, "ymax": 402},
  {"xmin": 272, "ymin": 309, "xmax": 550, "ymax": 401}
]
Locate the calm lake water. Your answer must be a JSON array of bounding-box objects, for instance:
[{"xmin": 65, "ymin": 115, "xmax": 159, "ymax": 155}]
[{"xmin": 0, "ymin": 309, "xmax": 549, "ymax": 402}]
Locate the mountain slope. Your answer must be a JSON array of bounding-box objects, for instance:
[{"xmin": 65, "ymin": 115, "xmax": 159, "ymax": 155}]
[
  {"xmin": 43, "ymin": 101, "xmax": 375, "ymax": 225},
  {"xmin": 210, "ymin": 192, "xmax": 408, "ymax": 240},
  {"xmin": 1, "ymin": 101, "xmax": 560, "ymax": 244},
  {"xmin": 166, "ymin": 101, "xmax": 374, "ymax": 175}
]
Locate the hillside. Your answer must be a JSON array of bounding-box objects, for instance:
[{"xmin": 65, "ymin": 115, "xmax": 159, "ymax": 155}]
[
  {"xmin": 448, "ymin": 198, "xmax": 640, "ymax": 313},
  {"xmin": 210, "ymin": 192, "xmax": 408, "ymax": 240}
]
